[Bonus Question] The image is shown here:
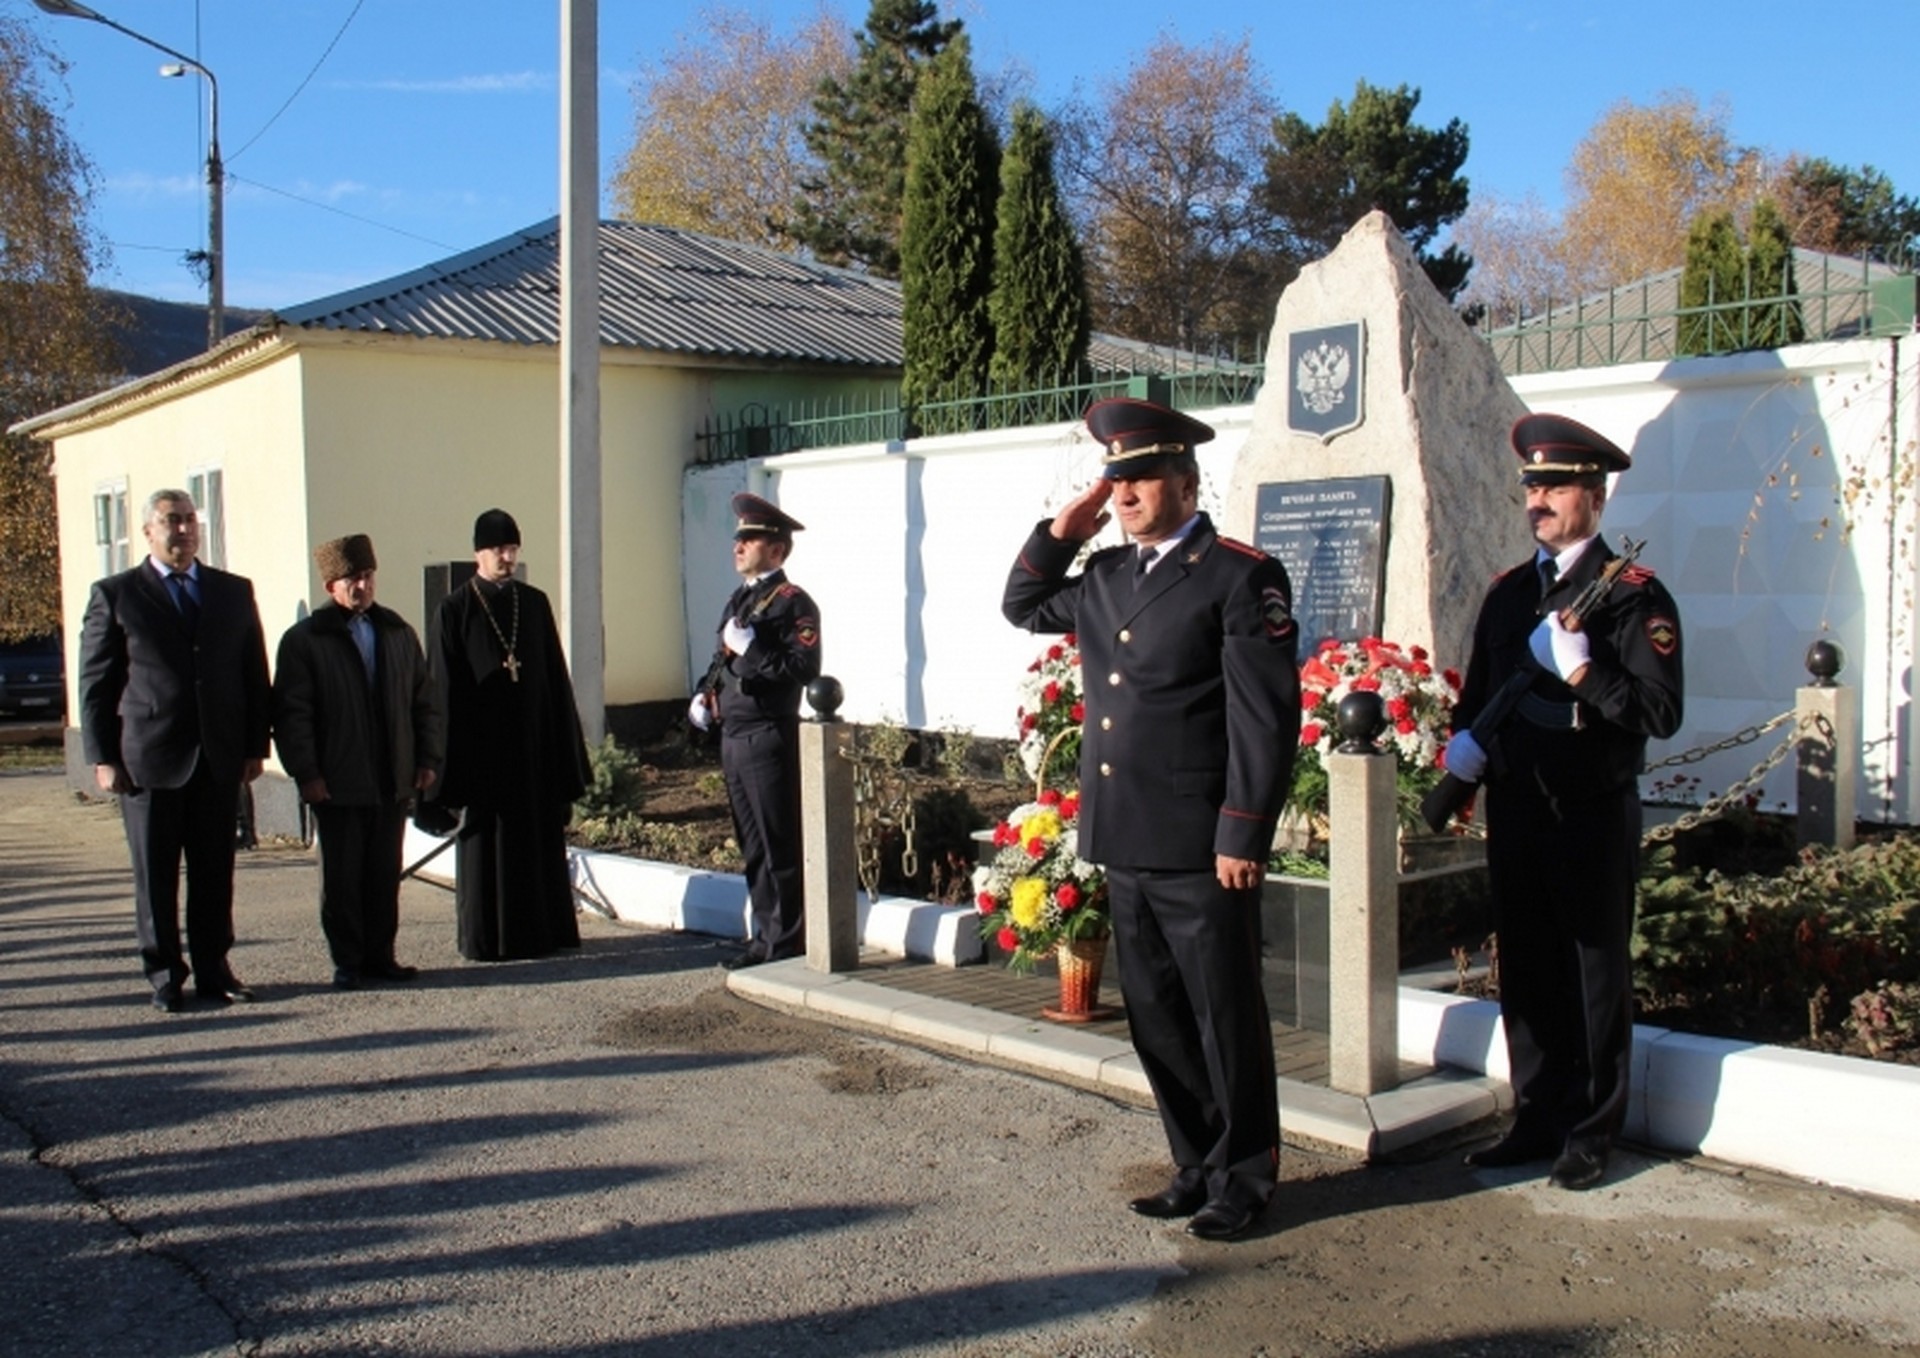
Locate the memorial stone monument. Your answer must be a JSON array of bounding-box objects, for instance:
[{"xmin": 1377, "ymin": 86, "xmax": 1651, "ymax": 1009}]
[{"xmin": 1226, "ymin": 211, "xmax": 1534, "ymax": 674}]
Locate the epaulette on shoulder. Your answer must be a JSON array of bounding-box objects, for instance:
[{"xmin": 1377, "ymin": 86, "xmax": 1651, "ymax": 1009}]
[
  {"xmin": 1620, "ymin": 563, "xmax": 1656, "ymax": 585},
  {"xmin": 1217, "ymin": 536, "xmax": 1266, "ymax": 561},
  {"xmin": 775, "ymin": 583, "xmax": 801, "ymax": 599},
  {"xmin": 1497, "ymin": 560, "xmax": 1532, "ymax": 584}
]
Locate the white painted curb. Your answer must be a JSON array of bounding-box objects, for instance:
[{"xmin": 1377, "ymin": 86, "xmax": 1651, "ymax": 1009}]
[
  {"xmin": 402, "ymin": 827, "xmax": 985, "ymax": 967},
  {"xmin": 1398, "ymin": 988, "xmax": 1920, "ymax": 1204}
]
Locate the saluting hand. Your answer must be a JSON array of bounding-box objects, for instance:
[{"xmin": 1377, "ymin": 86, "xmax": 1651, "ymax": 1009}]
[{"xmin": 1049, "ymin": 481, "xmax": 1113, "ymax": 543}]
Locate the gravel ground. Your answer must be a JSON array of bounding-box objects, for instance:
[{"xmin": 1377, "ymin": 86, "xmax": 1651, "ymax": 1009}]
[{"xmin": 3, "ymin": 769, "xmax": 1918, "ymax": 1357}]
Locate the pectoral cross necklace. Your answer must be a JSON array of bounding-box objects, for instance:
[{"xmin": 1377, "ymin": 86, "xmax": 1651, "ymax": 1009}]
[{"xmin": 470, "ymin": 576, "xmax": 522, "ymax": 682}]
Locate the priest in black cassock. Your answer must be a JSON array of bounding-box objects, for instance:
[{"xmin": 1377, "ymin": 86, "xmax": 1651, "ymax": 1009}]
[{"xmin": 425, "ymin": 509, "xmax": 590, "ymax": 961}]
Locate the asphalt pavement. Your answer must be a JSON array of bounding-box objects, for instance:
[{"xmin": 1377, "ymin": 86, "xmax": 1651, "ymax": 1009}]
[{"xmin": 5, "ymin": 768, "xmax": 1920, "ymax": 1358}]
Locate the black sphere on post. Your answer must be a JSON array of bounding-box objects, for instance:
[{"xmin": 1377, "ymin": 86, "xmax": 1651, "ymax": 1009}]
[
  {"xmin": 1805, "ymin": 639, "xmax": 1844, "ymax": 688},
  {"xmin": 1335, "ymin": 690, "xmax": 1386, "ymax": 754},
  {"xmin": 806, "ymin": 675, "xmax": 845, "ymax": 721}
]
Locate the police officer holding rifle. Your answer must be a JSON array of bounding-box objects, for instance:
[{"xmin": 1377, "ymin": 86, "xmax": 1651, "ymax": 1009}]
[{"xmin": 1441, "ymin": 414, "xmax": 1684, "ymax": 1191}]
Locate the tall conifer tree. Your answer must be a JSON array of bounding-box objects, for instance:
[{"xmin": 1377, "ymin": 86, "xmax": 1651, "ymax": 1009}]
[
  {"xmin": 1677, "ymin": 209, "xmax": 1746, "ymax": 355},
  {"xmin": 899, "ymin": 34, "xmax": 998, "ymax": 430},
  {"xmin": 988, "ymin": 104, "xmax": 1089, "ymax": 392},
  {"xmin": 1746, "ymin": 198, "xmax": 1806, "ymax": 349},
  {"xmin": 790, "ymin": 0, "xmax": 959, "ymax": 277}
]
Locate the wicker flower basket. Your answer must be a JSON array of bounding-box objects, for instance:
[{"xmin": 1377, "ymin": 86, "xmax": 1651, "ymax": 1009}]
[{"xmin": 1043, "ymin": 935, "xmax": 1117, "ymax": 1023}]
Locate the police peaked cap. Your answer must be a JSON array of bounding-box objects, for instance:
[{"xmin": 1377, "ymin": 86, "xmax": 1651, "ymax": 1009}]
[
  {"xmin": 731, "ymin": 492, "xmax": 804, "ymax": 540},
  {"xmin": 1085, "ymin": 398, "xmax": 1214, "ymax": 479},
  {"xmin": 1512, "ymin": 413, "xmax": 1631, "ymax": 486}
]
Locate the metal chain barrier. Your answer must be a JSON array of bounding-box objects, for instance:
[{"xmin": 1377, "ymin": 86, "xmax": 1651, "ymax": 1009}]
[
  {"xmin": 1642, "ymin": 709, "xmax": 1823, "ymax": 846},
  {"xmin": 845, "ymin": 741, "xmax": 919, "ymax": 901}
]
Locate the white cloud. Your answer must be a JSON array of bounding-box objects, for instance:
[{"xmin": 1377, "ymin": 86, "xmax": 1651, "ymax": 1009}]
[{"xmin": 104, "ymin": 171, "xmax": 202, "ymax": 200}]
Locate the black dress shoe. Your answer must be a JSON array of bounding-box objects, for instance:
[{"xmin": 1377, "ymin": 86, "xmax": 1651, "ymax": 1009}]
[
  {"xmin": 152, "ymin": 982, "xmax": 184, "ymax": 1013},
  {"xmin": 365, "ymin": 963, "xmax": 419, "ymax": 982},
  {"xmin": 1128, "ymin": 1181, "xmax": 1208, "ymax": 1219},
  {"xmin": 1185, "ymin": 1200, "xmax": 1260, "ymax": 1241},
  {"xmin": 1549, "ymin": 1145, "xmax": 1608, "ymax": 1191},
  {"xmin": 721, "ymin": 949, "xmax": 769, "ymax": 972},
  {"xmin": 1464, "ymin": 1131, "xmax": 1559, "ymax": 1169},
  {"xmin": 200, "ymin": 980, "xmax": 256, "ymax": 1005},
  {"xmin": 332, "ymin": 968, "xmax": 363, "ymax": 991}
]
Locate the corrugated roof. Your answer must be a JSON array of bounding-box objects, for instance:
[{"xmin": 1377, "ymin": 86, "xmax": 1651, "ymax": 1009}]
[{"xmin": 273, "ymin": 218, "xmax": 907, "ymax": 368}]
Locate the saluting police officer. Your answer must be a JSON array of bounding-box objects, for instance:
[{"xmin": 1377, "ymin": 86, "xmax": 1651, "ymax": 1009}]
[
  {"xmin": 1004, "ymin": 398, "xmax": 1300, "ymax": 1241},
  {"xmin": 690, "ymin": 493, "xmax": 822, "ymax": 970},
  {"xmin": 1447, "ymin": 413, "xmax": 1684, "ymax": 1190}
]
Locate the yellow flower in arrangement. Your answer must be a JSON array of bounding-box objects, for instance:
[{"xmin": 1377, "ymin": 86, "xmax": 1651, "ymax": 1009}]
[
  {"xmin": 1014, "ymin": 808, "xmax": 1063, "ymax": 845},
  {"xmin": 1010, "ymin": 877, "xmax": 1050, "ymax": 930}
]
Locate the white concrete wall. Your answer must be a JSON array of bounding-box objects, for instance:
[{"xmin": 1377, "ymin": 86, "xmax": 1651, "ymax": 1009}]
[
  {"xmin": 683, "ymin": 335, "xmax": 1919, "ymax": 822},
  {"xmin": 683, "ymin": 408, "xmax": 1251, "ymax": 738}
]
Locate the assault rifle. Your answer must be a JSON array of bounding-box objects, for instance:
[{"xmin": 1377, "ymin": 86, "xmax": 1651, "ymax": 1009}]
[
  {"xmin": 1419, "ymin": 536, "xmax": 1646, "ymax": 833},
  {"xmin": 687, "ymin": 577, "xmax": 785, "ymax": 746}
]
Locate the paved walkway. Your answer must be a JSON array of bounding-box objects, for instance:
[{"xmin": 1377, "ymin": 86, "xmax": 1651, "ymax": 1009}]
[{"xmin": 5, "ymin": 769, "xmax": 1920, "ymax": 1357}]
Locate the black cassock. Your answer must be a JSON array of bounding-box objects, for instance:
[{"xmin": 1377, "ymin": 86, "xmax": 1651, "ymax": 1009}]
[{"xmin": 426, "ymin": 577, "xmax": 590, "ymax": 961}]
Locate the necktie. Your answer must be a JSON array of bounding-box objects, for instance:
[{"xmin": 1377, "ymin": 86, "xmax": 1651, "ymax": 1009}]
[
  {"xmin": 1540, "ymin": 557, "xmax": 1559, "ymax": 599},
  {"xmin": 350, "ymin": 613, "xmax": 377, "ymax": 686},
  {"xmin": 1133, "ymin": 547, "xmax": 1156, "ymax": 588},
  {"xmin": 167, "ymin": 571, "xmax": 199, "ymax": 631}
]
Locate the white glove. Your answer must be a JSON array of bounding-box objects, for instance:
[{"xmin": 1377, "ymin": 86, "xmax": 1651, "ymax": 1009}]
[
  {"xmin": 687, "ymin": 694, "xmax": 712, "ymax": 731},
  {"xmin": 722, "ymin": 618, "xmax": 755, "ymax": 655},
  {"xmin": 1443, "ymin": 730, "xmax": 1487, "ymax": 782},
  {"xmin": 1530, "ymin": 612, "xmax": 1592, "ymax": 681}
]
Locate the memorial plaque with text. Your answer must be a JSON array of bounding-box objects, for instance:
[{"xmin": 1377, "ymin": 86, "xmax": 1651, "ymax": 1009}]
[{"xmin": 1254, "ymin": 477, "xmax": 1391, "ymax": 651}]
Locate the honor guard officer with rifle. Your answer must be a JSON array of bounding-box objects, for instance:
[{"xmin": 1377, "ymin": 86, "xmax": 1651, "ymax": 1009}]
[
  {"xmin": 1444, "ymin": 414, "xmax": 1684, "ymax": 1191},
  {"xmin": 689, "ymin": 494, "xmax": 821, "ymax": 970}
]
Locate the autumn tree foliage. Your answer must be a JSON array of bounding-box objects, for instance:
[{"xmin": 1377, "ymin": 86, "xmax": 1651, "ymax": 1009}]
[
  {"xmin": 987, "ymin": 103, "xmax": 1088, "ymax": 392},
  {"xmin": 1557, "ymin": 92, "xmax": 1769, "ymax": 294},
  {"xmin": 1452, "ymin": 191, "xmax": 1576, "ymax": 326},
  {"xmin": 610, "ymin": 6, "xmax": 849, "ymax": 250},
  {"xmin": 898, "ymin": 34, "xmax": 998, "ymax": 427},
  {"xmin": 0, "ymin": 17, "xmax": 120, "ymax": 640},
  {"xmin": 791, "ymin": 0, "xmax": 960, "ymax": 277},
  {"xmin": 1065, "ymin": 35, "xmax": 1277, "ymax": 354},
  {"xmin": 1259, "ymin": 80, "xmax": 1472, "ymax": 300}
]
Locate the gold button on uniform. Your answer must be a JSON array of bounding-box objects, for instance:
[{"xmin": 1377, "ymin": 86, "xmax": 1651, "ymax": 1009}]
[
  {"xmin": 1100, "ymin": 717, "xmax": 1112, "ymax": 730},
  {"xmin": 1119, "ymin": 629, "xmax": 1131, "ymax": 643},
  {"xmin": 1099, "ymin": 762, "xmax": 1112, "ymax": 776},
  {"xmin": 1108, "ymin": 672, "xmax": 1121, "ymax": 686}
]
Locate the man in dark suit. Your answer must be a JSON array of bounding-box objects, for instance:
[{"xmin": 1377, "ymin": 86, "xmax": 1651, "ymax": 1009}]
[
  {"xmin": 79, "ymin": 488, "xmax": 271, "ymax": 1012},
  {"xmin": 1003, "ymin": 399, "xmax": 1301, "ymax": 1241},
  {"xmin": 1448, "ymin": 414, "xmax": 1684, "ymax": 1190},
  {"xmin": 687, "ymin": 493, "xmax": 822, "ymax": 969}
]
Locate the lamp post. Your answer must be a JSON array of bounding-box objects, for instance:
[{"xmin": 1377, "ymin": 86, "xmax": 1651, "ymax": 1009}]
[{"xmin": 32, "ymin": 0, "xmax": 224, "ymax": 348}]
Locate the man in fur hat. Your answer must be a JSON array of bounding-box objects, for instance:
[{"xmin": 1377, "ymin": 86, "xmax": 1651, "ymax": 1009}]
[{"xmin": 273, "ymin": 534, "xmax": 443, "ymax": 989}]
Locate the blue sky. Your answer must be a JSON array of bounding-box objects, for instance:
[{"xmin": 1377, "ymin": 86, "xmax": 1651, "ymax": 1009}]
[{"xmin": 23, "ymin": 0, "xmax": 1919, "ymax": 312}]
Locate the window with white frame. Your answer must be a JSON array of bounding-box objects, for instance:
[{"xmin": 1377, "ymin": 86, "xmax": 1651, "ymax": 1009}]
[
  {"xmin": 93, "ymin": 483, "xmax": 129, "ymax": 576},
  {"xmin": 187, "ymin": 467, "xmax": 225, "ymax": 567}
]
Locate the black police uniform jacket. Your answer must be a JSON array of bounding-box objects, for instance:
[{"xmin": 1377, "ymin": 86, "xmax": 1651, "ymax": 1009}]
[
  {"xmin": 707, "ymin": 569, "xmax": 822, "ymax": 733},
  {"xmin": 1003, "ymin": 514, "xmax": 1300, "ymax": 870},
  {"xmin": 1453, "ymin": 538, "xmax": 1684, "ymax": 794}
]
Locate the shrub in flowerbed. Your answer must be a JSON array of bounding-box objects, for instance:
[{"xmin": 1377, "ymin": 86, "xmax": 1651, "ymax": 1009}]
[{"xmin": 1635, "ymin": 834, "xmax": 1920, "ymax": 1045}]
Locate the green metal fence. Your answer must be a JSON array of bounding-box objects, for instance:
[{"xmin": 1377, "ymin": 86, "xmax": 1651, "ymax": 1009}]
[
  {"xmin": 1480, "ymin": 258, "xmax": 1916, "ymax": 376},
  {"xmin": 693, "ymin": 362, "xmax": 1266, "ymax": 465}
]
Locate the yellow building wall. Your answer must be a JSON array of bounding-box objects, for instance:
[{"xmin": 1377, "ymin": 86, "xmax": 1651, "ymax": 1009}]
[{"xmin": 293, "ymin": 338, "xmax": 695, "ymax": 704}]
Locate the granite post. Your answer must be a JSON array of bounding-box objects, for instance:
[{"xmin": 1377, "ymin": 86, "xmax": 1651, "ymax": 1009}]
[
  {"xmin": 1326, "ymin": 731, "xmax": 1400, "ymax": 1097},
  {"xmin": 800, "ymin": 679, "xmax": 859, "ymax": 972}
]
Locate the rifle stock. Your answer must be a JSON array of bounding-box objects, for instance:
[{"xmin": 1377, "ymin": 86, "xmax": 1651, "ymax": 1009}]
[{"xmin": 1420, "ymin": 536, "xmax": 1647, "ymax": 833}]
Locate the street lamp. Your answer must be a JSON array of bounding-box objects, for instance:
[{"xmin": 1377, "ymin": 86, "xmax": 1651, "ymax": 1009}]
[{"xmin": 32, "ymin": 0, "xmax": 225, "ymax": 348}]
